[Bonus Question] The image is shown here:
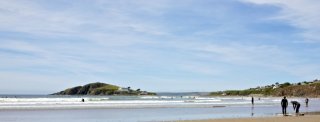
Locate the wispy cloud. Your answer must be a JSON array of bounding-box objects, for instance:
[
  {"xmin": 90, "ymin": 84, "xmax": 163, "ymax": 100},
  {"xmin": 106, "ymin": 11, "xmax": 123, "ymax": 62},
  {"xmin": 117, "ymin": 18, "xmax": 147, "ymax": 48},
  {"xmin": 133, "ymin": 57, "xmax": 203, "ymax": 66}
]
[
  {"xmin": 0, "ymin": 0, "xmax": 319, "ymax": 93},
  {"xmin": 241, "ymin": 0, "xmax": 320, "ymax": 43}
]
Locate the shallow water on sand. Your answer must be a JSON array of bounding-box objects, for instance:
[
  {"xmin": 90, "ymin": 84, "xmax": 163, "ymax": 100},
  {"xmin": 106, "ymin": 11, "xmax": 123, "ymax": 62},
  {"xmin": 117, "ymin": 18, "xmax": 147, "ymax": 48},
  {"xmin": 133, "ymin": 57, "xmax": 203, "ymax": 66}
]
[{"xmin": 0, "ymin": 95, "xmax": 319, "ymax": 122}]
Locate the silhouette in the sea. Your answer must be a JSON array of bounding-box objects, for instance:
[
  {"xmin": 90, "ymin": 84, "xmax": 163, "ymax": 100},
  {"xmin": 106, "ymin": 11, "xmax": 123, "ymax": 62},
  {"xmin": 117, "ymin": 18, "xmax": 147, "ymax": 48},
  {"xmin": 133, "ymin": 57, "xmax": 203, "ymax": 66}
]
[
  {"xmin": 281, "ymin": 96, "xmax": 288, "ymax": 115},
  {"xmin": 251, "ymin": 97, "xmax": 254, "ymax": 105},
  {"xmin": 82, "ymin": 98, "xmax": 85, "ymax": 102},
  {"xmin": 305, "ymin": 98, "xmax": 309, "ymax": 107},
  {"xmin": 291, "ymin": 101, "xmax": 300, "ymax": 114}
]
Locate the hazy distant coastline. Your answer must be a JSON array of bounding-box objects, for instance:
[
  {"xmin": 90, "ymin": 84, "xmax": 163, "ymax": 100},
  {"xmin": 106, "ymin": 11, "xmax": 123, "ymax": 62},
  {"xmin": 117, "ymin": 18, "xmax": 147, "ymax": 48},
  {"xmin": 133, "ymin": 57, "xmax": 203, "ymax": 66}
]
[{"xmin": 51, "ymin": 79, "xmax": 320, "ymax": 97}]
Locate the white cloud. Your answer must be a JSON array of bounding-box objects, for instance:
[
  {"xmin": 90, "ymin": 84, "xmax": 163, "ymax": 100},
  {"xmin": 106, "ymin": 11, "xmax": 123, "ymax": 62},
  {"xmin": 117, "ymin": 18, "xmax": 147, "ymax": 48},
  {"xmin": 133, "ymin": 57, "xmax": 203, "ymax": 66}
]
[
  {"xmin": 0, "ymin": 1, "xmax": 80, "ymax": 35},
  {"xmin": 241, "ymin": 0, "xmax": 320, "ymax": 42},
  {"xmin": 0, "ymin": 0, "xmax": 170, "ymax": 38},
  {"xmin": 160, "ymin": 39, "xmax": 320, "ymax": 79}
]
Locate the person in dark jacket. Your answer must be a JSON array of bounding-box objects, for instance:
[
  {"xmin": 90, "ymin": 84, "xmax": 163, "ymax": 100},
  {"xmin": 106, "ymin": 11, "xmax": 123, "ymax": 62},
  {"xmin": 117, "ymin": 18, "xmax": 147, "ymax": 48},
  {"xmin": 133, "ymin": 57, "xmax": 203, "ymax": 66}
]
[
  {"xmin": 251, "ymin": 97, "xmax": 254, "ymax": 105},
  {"xmin": 305, "ymin": 98, "xmax": 309, "ymax": 107},
  {"xmin": 281, "ymin": 96, "xmax": 288, "ymax": 115},
  {"xmin": 291, "ymin": 101, "xmax": 300, "ymax": 114}
]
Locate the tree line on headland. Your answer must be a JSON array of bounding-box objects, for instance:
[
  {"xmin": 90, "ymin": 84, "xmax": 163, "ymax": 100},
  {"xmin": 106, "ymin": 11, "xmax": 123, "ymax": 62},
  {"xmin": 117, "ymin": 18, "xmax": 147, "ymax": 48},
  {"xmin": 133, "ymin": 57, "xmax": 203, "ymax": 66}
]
[{"xmin": 210, "ymin": 79, "xmax": 320, "ymax": 97}]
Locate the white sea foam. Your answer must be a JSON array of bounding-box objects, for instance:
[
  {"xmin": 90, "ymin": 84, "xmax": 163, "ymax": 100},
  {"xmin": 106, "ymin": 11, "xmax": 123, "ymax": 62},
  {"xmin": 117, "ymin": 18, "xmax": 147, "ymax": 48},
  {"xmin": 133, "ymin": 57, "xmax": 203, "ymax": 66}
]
[
  {"xmin": 0, "ymin": 98, "xmax": 83, "ymax": 102},
  {"xmin": 139, "ymin": 96, "xmax": 159, "ymax": 99},
  {"xmin": 0, "ymin": 96, "xmax": 293, "ymax": 109}
]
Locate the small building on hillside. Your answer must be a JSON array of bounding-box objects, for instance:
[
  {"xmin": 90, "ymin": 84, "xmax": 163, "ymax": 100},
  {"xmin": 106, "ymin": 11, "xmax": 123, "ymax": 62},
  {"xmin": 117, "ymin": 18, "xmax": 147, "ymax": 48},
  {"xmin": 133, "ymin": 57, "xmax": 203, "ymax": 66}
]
[
  {"xmin": 273, "ymin": 84, "xmax": 280, "ymax": 89},
  {"xmin": 118, "ymin": 87, "xmax": 130, "ymax": 92}
]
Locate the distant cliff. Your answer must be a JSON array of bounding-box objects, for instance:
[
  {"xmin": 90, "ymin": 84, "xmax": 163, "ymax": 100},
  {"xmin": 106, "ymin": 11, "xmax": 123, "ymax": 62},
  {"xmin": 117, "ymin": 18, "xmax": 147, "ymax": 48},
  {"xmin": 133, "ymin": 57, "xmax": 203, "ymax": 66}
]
[
  {"xmin": 210, "ymin": 80, "xmax": 320, "ymax": 97},
  {"xmin": 52, "ymin": 82, "xmax": 156, "ymax": 95},
  {"xmin": 273, "ymin": 82, "xmax": 320, "ymax": 97}
]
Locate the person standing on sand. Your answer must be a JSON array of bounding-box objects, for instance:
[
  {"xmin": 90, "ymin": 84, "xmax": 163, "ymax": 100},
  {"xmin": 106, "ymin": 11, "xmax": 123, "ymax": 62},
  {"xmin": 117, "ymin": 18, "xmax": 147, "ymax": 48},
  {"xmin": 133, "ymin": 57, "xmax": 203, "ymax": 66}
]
[
  {"xmin": 291, "ymin": 101, "xmax": 301, "ymax": 114},
  {"xmin": 281, "ymin": 96, "xmax": 288, "ymax": 115},
  {"xmin": 305, "ymin": 98, "xmax": 309, "ymax": 107},
  {"xmin": 251, "ymin": 97, "xmax": 254, "ymax": 105}
]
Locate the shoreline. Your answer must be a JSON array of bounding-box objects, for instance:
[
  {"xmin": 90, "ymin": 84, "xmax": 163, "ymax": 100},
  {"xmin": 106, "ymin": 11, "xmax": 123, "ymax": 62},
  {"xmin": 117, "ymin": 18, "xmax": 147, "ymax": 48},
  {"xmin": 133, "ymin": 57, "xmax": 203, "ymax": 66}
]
[
  {"xmin": 177, "ymin": 114, "xmax": 320, "ymax": 122},
  {"xmin": 1, "ymin": 96, "xmax": 319, "ymax": 121}
]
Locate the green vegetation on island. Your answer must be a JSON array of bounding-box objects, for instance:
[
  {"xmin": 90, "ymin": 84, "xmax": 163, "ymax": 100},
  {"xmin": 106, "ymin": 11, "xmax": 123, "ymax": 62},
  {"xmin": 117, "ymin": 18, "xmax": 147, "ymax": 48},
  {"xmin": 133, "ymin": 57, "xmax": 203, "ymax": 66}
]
[
  {"xmin": 210, "ymin": 79, "xmax": 320, "ymax": 97},
  {"xmin": 52, "ymin": 82, "xmax": 156, "ymax": 96}
]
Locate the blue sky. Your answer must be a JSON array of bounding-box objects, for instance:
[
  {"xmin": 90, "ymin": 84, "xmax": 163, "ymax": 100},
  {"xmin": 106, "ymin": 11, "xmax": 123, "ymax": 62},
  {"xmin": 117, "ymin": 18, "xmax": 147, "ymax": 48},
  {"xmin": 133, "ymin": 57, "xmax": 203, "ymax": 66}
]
[{"xmin": 1, "ymin": 0, "xmax": 320, "ymax": 94}]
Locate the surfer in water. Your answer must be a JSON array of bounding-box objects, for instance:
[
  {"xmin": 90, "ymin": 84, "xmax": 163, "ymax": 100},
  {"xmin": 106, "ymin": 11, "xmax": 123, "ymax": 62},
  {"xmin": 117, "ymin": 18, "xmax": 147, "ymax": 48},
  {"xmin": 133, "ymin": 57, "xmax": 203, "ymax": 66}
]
[
  {"xmin": 251, "ymin": 97, "xmax": 254, "ymax": 105},
  {"xmin": 305, "ymin": 98, "xmax": 309, "ymax": 107}
]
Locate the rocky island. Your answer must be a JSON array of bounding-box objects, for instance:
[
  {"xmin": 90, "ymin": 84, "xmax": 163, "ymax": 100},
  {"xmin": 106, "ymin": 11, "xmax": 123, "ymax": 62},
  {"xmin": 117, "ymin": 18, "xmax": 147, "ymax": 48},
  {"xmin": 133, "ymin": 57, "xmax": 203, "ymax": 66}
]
[{"xmin": 52, "ymin": 82, "xmax": 156, "ymax": 95}]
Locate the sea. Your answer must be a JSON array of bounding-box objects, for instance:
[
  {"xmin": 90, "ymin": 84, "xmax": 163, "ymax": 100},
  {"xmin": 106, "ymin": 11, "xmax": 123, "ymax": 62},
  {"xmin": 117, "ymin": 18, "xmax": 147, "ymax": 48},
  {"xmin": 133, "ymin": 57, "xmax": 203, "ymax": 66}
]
[{"xmin": 0, "ymin": 94, "xmax": 319, "ymax": 122}]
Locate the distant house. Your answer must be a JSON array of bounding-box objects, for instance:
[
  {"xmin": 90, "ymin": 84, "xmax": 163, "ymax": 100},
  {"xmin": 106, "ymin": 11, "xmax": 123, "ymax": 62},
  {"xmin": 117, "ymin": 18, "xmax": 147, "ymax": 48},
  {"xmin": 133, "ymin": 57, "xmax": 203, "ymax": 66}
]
[
  {"xmin": 273, "ymin": 84, "xmax": 280, "ymax": 89},
  {"xmin": 118, "ymin": 87, "xmax": 130, "ymax": 92}
]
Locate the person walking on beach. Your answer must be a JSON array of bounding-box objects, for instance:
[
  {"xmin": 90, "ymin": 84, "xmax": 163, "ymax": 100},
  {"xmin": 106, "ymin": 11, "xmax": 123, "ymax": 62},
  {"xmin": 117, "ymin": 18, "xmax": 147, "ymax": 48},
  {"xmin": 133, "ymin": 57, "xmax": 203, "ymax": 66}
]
[
  {"xmin": 305, "ymin": 98, "xmax": 309, "ymax": 107},
  {"xmin": 291, "ymin": 101, "xmax": 301, "ymax": 114},
  {"xmin": 281, "ymin": 96, "xmax": 288, "ymax": 115},
  {"xmin": 251, "ymin": 97, "xmax": 254, "ymax": 105}
]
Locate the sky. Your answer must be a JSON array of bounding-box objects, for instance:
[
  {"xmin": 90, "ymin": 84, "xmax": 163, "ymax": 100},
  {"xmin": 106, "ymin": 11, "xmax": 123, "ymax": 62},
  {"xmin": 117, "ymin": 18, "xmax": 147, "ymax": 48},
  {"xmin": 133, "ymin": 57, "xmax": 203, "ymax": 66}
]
[{"xmin": 0, "ymin": 0, "xmax": 320, "ymax": 94}]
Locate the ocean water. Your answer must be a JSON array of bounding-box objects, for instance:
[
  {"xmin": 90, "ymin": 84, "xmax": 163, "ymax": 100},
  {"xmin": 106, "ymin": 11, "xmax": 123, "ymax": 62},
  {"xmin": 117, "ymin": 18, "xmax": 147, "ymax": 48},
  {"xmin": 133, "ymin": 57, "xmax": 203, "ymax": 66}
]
[{"xmin": 0, "ymin": 95, "xmax": 319, "ymax": 122}]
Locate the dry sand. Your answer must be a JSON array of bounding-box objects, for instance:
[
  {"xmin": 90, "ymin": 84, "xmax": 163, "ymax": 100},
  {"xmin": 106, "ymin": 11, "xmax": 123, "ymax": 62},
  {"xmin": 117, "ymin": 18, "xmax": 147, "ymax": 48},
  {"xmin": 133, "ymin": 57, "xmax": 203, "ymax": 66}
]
[{"xmin": 177, "ymin": 115, "xmax": 320, "ymax": 122}]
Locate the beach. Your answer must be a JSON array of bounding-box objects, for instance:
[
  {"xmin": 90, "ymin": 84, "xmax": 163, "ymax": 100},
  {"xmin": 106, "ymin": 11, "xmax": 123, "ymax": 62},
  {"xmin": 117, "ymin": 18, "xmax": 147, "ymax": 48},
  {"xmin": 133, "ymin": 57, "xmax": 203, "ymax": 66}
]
[
  {"xmin": 179, "ymin": 115, "xmax": 320, "ymax": 122},
  {"xmin": 0, "ymin": 95, "xmax": 320, "ymax": 122}
]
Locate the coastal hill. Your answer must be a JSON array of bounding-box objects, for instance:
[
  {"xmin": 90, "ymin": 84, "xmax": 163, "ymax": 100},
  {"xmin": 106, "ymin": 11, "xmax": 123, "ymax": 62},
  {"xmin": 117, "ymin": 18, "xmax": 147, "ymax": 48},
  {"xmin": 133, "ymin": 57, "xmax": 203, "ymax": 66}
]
[
  {"xmin": 52, "ymin": 82, "xmax": 156, "ymax": 95},
  {"xmin": 210, "ymin": 79, "xmax": 320, "ymax": 97}
]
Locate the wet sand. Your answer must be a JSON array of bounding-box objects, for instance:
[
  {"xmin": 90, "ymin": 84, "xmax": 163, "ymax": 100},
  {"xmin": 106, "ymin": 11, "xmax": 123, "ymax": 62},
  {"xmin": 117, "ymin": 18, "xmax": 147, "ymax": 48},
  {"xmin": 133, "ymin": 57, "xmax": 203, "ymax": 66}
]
[{"xmin": 178, "ymin": 115, "xmax": 320, "ymax": 122}]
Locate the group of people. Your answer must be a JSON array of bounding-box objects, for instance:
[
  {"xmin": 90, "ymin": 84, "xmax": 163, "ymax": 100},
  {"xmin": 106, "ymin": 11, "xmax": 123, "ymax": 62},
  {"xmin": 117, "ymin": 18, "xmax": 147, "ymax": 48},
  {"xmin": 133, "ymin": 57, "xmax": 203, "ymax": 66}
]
[
  {"xmin": 281, "ymin": 96, "xmax": 309, "ymax": 115},
  {"xmin": 251, "ymin": 96, "xmax": 309, "ymax": 116}
]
